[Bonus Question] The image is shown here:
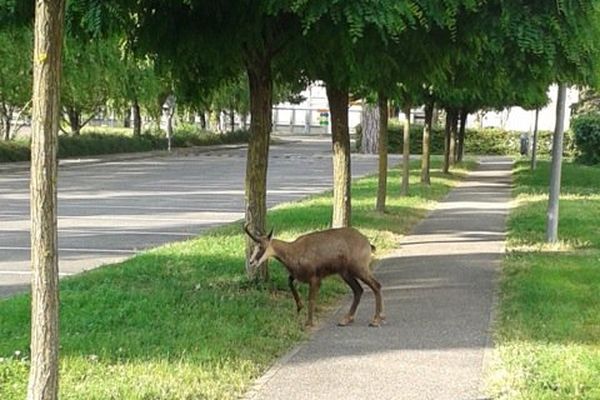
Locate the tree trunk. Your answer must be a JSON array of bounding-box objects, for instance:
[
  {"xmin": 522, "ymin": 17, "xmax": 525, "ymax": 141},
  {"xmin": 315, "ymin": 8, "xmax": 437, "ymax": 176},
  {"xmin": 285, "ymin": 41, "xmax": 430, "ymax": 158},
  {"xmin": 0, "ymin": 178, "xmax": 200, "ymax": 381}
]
[
  {"xmin": 421, "ymin": 101, "xmax": 433, "ymax": 185},
  {"xmin": 1, "ymin": 103, "xmax": 12, "ymax": 140},
  {"xmin": 451, "ymin": 110, "xmax": 458, "ymax": 163},
  {"xmin": 327, "ymin": 84, "xmax": 351, "ymax": 228},
  {"xmin": 230, "ymin": 109, "xmax": 235, "ymax": 132},
  {"xmin": 401, "ymin": 104, "xmax": 411, "ymax": 196},
  {"xmin": 376, "ymin": 93, "xmax": 388, "ymax": 213},
  {"xmin": 361, "ymin": 102, "xmax": 379, "ymax": 154},
  {"xmin": 443, "ymin": 110, "xmax": 453, "ymax": 174},
  {"xmin": 531, "ymin": 108, "xmax": 540, "ymax": 170},
  {"xmin": 66, "ymin": 106, "xmax": 80, "ymax": 135},
  {"xmin": 199, "ymin": 112, "xmax": 207, "ymax": 130},
  {"xmin": 123, "ymin": 107, "xmax": 131, "ymax": 128},
  {"xmin": 245, "ymin": 61, "xmax": 272, "ymax": 281},
  {"xmin": 241, "ymin": 113, "xmax": 248, "ymax": 130},
  {"xmin": 546, "ymin": 84, "xmax": 567, "ymax": 243},
  {"xmin": 27, "ymin": 1, "xmax": 65, "ymax": 399},
  {"xmin": 457, "ymin": 108, "xmax": 468, "ymax": 162},
  {"xmin": 132, "ymin": 100, "xmax": 141, "ymax": 137}
]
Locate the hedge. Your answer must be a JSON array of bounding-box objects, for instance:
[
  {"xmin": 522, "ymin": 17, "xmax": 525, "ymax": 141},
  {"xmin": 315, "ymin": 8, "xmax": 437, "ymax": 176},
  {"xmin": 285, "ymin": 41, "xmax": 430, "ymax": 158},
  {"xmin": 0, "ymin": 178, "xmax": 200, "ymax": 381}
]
[
  {"xmin": 0, "ymin": 128, "xmax": 250, "ymax": 163},
  {"xmin": 571, "ymin": 113, "xmax": 600, "ymax": 165},
  {"xmin": 356, "ymin": 121, "xmax": 575, "ymax": 157}
]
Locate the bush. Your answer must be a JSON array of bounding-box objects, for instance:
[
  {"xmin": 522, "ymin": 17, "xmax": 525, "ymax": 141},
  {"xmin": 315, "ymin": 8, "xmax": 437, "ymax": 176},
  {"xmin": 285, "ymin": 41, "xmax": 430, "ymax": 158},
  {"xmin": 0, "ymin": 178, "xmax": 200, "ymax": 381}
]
[
  {"xmin": 0, "ymin": 140, "xmax": 30, "ymax": 162},
  {"xmin": 571, "ymin": 113, "xmax": 600, "ymax": 165},
  {"xmin": 171, "ymin": 125, "xmax": 250, "ymax": 147},
  {"xmin": 357, "ymin": 120, "xmax": 575, "ymax": 157},
  {"xmin": 0, "ymin": 127, "xmax": 251, "ymax": 163}
]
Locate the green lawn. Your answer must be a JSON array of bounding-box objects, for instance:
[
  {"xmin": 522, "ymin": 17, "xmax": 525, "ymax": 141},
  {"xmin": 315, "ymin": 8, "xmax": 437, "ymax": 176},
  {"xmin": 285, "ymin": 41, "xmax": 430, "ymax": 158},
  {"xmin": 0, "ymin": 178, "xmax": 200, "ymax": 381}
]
[
  {"xmin": 0, "ymin": 158, "xmax": 474, "ymax": 400},
  {"xmin": 489, "ymin": 160, "xmax": 600, "ymax": 400}
]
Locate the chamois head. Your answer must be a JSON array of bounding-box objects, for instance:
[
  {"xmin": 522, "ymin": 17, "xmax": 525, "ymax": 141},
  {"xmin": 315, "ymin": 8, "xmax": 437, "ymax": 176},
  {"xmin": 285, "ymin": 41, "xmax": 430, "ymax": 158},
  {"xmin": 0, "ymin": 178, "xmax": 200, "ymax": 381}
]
[{"xmin": 244, "ymin": 224, "xmax": 274, "ymax": 269}]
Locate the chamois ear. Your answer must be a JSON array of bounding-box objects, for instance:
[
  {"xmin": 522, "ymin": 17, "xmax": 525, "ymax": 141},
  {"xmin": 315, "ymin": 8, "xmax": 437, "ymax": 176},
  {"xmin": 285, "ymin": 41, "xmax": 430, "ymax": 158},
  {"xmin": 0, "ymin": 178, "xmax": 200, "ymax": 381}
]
[
  {"xmin": 267, "ymin": 228, "xmax": 274, "ymax": 240},
  {"xmin": 243, "ymin": 223, "xmax": 260, "ymax": 243}
]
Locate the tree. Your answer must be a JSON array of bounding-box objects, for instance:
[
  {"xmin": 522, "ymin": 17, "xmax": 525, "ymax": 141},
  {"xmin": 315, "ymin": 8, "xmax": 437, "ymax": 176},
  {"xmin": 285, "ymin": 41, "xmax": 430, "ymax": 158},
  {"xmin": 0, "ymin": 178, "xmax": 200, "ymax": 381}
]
[
  {"xmin": 0, "ymin": 26, "xmax": 32, "ymax": 140},
  {"xmin": 61, "ymin": 35, "xmax": 122, "ymax": 134},
  {"xmin": 421, "ymin": 98, "xmax": 434, "ymax": 185},
  {"xmin": 113, "ymin": 51, "xmax": 162, "ymax": 136},
  {"xmin": 375, "ymin": 93, "xmax": 388, "ymax": 212},
  {"xmin": 27, "ymin": 1, "xmax": 65, "ymax": 399}
]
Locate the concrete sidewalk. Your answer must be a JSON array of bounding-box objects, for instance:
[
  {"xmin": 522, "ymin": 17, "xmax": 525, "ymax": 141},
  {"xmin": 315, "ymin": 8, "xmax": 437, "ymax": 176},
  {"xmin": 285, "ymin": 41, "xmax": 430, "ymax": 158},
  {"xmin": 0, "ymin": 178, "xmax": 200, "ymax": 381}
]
[{"xmin": 245, "ymin": 157, "xmax": 513, "ymax": 400}]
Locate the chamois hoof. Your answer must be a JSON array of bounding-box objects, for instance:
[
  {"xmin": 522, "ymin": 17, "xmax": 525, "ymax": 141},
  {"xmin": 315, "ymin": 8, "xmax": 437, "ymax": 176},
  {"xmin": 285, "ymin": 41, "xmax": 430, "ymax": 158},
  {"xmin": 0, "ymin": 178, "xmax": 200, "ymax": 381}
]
[
  {"xmin": 296, "ymin": 304, "xmax": 304, "ymax": 314},
  {"xmin": 337, "ymin": 316, "xmax": 354, "ymax": 326},
  {"xmin": 304, "ymin": 320, "xmax": 315, "ymax": 328},
  {"xmin": 369, "ymin": 317, "xmax": 383, "ymax": 327}
]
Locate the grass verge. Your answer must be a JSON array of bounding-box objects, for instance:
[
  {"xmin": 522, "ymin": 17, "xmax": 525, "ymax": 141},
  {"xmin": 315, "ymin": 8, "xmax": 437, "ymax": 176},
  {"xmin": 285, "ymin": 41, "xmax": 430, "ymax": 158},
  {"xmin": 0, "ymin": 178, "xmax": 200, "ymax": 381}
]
[
  {"xmin": 488, "ymin": 160, "xmax": 600, "ymax": 400},
  {"xmin": 0, "ymin": 158, "xmax": 475, "ymax": 399}
]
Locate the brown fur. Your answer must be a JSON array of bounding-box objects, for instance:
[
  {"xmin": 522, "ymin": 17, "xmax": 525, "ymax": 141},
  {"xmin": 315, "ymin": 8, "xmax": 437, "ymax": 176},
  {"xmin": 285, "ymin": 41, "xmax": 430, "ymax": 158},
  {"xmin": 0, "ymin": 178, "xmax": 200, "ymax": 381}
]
[{"xmin": 245, "ymin": 225, "xmax": 385, "ymax": 327}]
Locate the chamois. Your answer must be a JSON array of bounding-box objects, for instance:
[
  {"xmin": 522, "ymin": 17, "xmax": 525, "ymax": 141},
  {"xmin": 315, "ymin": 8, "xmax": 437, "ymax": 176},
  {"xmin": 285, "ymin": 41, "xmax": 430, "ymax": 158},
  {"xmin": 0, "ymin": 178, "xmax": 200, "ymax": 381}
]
[{"xmin": 244, "ymin": 224, "xmax": 384, "ymax": 327}]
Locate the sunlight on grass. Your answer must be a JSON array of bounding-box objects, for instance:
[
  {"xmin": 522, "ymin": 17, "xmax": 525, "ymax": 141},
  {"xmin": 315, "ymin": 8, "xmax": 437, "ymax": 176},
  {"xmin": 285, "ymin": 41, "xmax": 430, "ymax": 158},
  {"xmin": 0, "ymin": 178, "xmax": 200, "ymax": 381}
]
[
  {"xmin": 489, "ymin": 160, "xmax": 600, "ymax": 400},
  {"xmin": 0, "ymin": 158, "xmax": 473, "ymax": 399}
]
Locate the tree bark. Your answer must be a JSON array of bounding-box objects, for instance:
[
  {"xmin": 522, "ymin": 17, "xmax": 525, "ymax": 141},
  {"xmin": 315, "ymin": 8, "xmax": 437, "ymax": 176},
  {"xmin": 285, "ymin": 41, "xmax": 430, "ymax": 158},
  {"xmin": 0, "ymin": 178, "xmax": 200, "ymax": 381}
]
[
  {"xmin": 27, "ymin": 1, "xmax": 65, "ymax": 399},
  {"xmin": 1, "ymin": 103, "xmax": 12, "ymax": 140},
  {"xmin": 327, "ymin": 84, "xmax": 351, "ymax": 228},
  {"xmin": 361, "ymin": 102, "xmax": 379, "ymax": 154},
  {"xmin": 123, "ymin": 107, "xmax": 131, "ymax": 128},
  {"xmin": 401, "ymin": 104, "xmax": 411, "ymax": 196},
  {"xmin": 531, "ymin": 108, "xmax": 539, "ymax": 170},
  {"xmin": 245, "ymin": 60, "xmax": 272, "ymax": 280},
  {"xmin": 132, "ymin": 100, "xmax": 141, "ymax": 137},
  {"xmin": 546, "ymin": 84, "xmax": 567, "ymax": 243},
  {"xmin": 421, "ymin": 101, "xmax": 433, "ymax": 185},
  {"xmin": 66, "ymin": 106, "xmax": 80, "ymax": 135},
  {"xmin": 376, "ymin": 93, "xmax": 388, "ymax": 213},
  {"xmin": 199, "ymin": 112, "xmax": 207, "ymax": 130},
  {"xmin": 457, "ymin": 108, "xmax": 468, "ymax": 162},
  {"xmin": 443, "ymin": 110, "xmax": 454, "ymax": 174},
  {"xmin": 451, "ymin": 109, "xmax": 458, "ymax": 163}
]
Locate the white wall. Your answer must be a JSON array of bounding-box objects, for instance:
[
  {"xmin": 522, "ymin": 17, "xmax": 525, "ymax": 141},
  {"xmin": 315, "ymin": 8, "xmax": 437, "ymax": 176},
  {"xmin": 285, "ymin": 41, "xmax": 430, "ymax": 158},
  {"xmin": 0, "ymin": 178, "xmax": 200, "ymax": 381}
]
[
  {"xmin": 470, "ymin": 85, "xmax": 579, "ymax": 132},
  {"xmin": 273, "ymin": 82, "xmax": 362, "ymax": 134}
]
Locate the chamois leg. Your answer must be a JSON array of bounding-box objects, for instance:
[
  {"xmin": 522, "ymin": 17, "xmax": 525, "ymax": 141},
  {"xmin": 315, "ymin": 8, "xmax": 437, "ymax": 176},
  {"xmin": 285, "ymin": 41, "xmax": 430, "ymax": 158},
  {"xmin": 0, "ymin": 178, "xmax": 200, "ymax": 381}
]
[
  {"xmin": 305, "ymin": 278, "xmax": 321, "ymax": 327},
  {"xmin": 338, "ymin": 273, "xmax": 363, "ymax": 326},
  {"xmin": 288, "ymin": 275, "xmax": 303, "ymax": 313},
  {"xmin": 357, "ymin": 271, "xmax": 384, "ymax": 327}
]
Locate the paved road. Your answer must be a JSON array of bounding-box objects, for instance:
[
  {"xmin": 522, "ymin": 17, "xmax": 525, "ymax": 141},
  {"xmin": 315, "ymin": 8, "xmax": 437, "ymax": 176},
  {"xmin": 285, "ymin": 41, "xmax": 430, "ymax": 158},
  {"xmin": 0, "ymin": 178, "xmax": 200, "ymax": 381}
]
[
  {"xmin": 0, "ymin": 137, "xmax": 399, "ymax": 297},
  {"xmin": 245, "ymin": 157, "xmax": 512, "ymax": 400}
]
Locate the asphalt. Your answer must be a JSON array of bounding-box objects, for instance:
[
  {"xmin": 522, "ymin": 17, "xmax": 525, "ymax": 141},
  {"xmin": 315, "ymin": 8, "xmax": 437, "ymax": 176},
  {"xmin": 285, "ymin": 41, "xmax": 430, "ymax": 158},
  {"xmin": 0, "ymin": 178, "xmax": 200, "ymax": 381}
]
[
  {"xmin": 244, "ymin": 156, "xmax": 513, "ymax": 400},
  {"xmin": 0, "ymin": 136, "xmax": 400, "ymax": 297}
]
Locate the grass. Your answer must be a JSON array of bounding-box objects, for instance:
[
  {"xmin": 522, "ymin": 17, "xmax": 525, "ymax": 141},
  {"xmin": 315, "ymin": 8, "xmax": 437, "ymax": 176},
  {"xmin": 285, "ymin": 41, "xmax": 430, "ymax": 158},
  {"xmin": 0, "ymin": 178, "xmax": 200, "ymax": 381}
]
[
  {"xmin": 0, "ymin": 157, "xmax": 475, "ymax": 399},
  {"xmin": 488, "ymin": 160, "xmax": 600, "ymax": 400}
]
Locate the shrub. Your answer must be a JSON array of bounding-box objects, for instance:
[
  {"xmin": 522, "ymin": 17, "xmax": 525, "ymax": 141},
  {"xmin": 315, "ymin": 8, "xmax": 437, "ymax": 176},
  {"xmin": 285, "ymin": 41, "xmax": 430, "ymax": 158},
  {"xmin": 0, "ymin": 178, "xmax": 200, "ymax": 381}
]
[
  {"xmin": 571, "ymin": 113, "xmax": 600, "ymax": 165},
  {"xmin": 0, "ymin": 127, "xmax": 250, "ymax": 163},
  {"xmin": 0, "ymin": 140, "xmax": 30, "ymax": 162},
  {"xmin": 356, "ymin": 120, "xmax": 575, "ymax": 157}
]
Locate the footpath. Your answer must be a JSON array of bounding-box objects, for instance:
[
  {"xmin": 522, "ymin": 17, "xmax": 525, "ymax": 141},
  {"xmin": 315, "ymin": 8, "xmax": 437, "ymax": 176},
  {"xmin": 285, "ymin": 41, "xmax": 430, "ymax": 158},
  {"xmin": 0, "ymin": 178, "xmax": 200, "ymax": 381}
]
[{"xmin": 245, "ymin": 156, "xmax": 513, "ymax": 400}]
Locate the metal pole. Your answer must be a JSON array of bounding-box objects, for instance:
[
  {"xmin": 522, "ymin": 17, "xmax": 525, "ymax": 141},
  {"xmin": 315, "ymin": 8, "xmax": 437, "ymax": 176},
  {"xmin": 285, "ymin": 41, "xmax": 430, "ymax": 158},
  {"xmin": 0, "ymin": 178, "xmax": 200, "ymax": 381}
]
[{"xmin": 546, "ymin": 84, "xmax": 567, "ymax": 243}]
